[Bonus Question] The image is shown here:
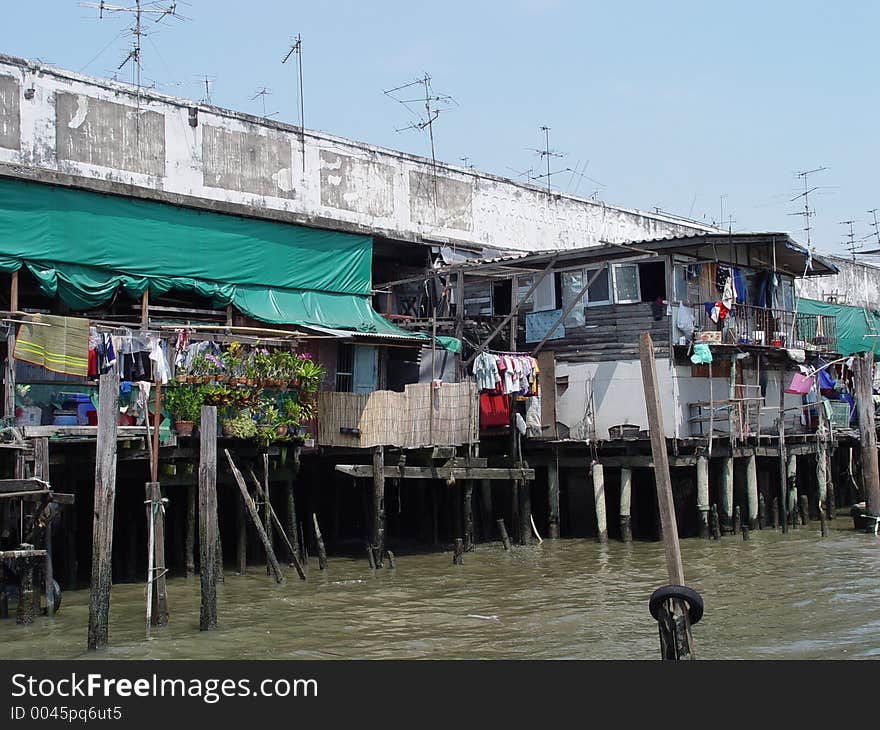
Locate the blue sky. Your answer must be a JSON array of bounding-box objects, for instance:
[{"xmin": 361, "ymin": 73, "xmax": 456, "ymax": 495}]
[{"xmin": 3, "ymin": 0, "xmax": 878, "ymax": 257}]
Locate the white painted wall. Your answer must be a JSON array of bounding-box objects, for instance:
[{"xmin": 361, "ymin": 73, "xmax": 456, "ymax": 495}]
[
  {"xmin": 0, "ymin": 54, "xmax": 711, "ymax": 253},
  {"xmin": 795, "ymin": 254, "xmax": 880, "ymax": 310}
]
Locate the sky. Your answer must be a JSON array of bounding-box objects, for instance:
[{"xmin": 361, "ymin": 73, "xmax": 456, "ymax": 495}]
[{"xmin": 2, "ymin": 0, "xmax": 879, "ymax": 258}]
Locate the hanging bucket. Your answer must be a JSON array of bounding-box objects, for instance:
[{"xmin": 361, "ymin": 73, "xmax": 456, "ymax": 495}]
[{"xmin": 785, "ymin": 372, "xmax": 814, "ymax": 395}]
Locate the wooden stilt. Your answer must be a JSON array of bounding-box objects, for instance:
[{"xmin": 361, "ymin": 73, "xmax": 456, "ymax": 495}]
[
  {"xmin": 385, "ymin": 550, "xmax": 396, "ymax": 569},
  {"xmin": 710, "ymin": 503, "xmax": 721, "ymax": 540},
  {"xmin": 479, "ymin": 479, "xmax": 493, "ymax": 542},
  {"xmin": 245, "ymin": 468, "xmax": 306, "ymax": 579},
  {"xmin": 720, "ymin": 457, "xmax": 734, "ymax": 534},
  {"xmin": 463, "ymin": 481, "xmax": 474, "ymax": 551},
  {"xmin": 591, "ymin": 462, "xmax": 607, "ymax": 543},
  {"xmin": 33, "ymin": 438, "xmax": 55, "ymax": 617},
  {"xmin": 16, "ymin": 557, "xmax": 35, "ymax": 625},
  {"xmin": 215, "ymin": 520, "xmax": 224, "ymax": 583},
  {"xmin": 372, "ymin": 446, "xmax": 385, "ymax": 563},
  {"xmin": 733, "ymin": 504, "xmax": 742, "ymax": 535},
  {"xmin": 185, "ymin": 484, "xmax": 196, "ymax": 578},
  {"xmin": 148, "ymin": 481, "xmax": 169, "ymax": 626},
  {"xmin": 262, "ymin": 456, "xmax": 273, "ymax": 577},
  {"xmin": 787, "ymin": 454, "xmax": 798, "ymax": 529},
  {"xmin": 696, "ymin": 455, "xmax": 709, "ymax": 538},
  {"xmin": 198, "ymin": 406, "xmax": 219, "ymax": 630},
  {"xmin": 547, "ymin": 461, "xmax": 560, "ymax": 539},
  {"xmin": 366, "ymin": 543, "xmax": 376, "ymax": 570},
  {"xmin": 496, "ymin": 518, "xmax": 511, "ymax": 550},
  {"xmin": 224, "ymin": 450, "xmax": 285, "ymax": 584},
  {"xmin": 453, "ymin": 537, "xmax": 464, "ymax": 565},
  {"xmin": 285, "ymin": 446, "xmax": 301, "ymax": 564},
  {"xmin": 855, "ymin": 352, "xmax": 880, "ymax": 524},
  {"xmin": 819, "ymin": 504, "xmax": 828, "ymax": 537},
  {"xmin": 64, "ymin": 501, "xmax": 77, "ymax": 589},
  {"xmin": 312, "ymin": 513, "xmax": 327, "ymax": 570},
  {"xmin": 771, "ymin": 496, "xmax": 780, "ymax": 529},
  {"xmin": 798, "ymin": 494, "xmax": 810, "ymax": 527},
  {"xmin": 87, "ymin": 368, "xmax": 119, "ymax": 651},
  {"xmin": 236, "ymin": 487, "xmax": 246, "ymax": 575},
  {"xmin": 745, "ymin": 453, "xmax": 758, "ymax": 530},
  {"xmin": 518, "ymin": 478, "xmax": 531, "ymax": 545},
  {"xmin": 758, "ymin": 493, "xmax": 766, "ymax": 529},
  {"xmin": 620, "ymin": 466, "xmax": 633, "ymax": 543}
]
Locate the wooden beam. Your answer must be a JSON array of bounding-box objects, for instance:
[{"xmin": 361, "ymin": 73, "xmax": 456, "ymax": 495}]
[
  {"xmin": 335, "ymin": 465, "xmax": 536, "ymax": 481},
  {"xmin": 855, "ymin": 351, "xmax": 880, "ymax": 521},
  {"xmin": 0, "ymin": 479, "xmax": 50, "ymax": 493},
  {"xmin": 87, "ymin": 367, "xmax": 119, "ymax": 651}
]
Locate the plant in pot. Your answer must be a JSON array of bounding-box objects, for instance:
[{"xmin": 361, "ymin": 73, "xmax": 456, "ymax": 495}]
[
  {"xmin": 297, "ymin": 358, "xmax": 325, "ymax": 393},
  {"xmin": 222, "ymin": 343, "xmax": 246, "ymax": 385},
  {"xmin": 222, "ymin": 412, "xmax": 258, "ymax": 439},
  {"xmin": 165, "ymin": 385, "xmax": 203, "ymax": 437}
]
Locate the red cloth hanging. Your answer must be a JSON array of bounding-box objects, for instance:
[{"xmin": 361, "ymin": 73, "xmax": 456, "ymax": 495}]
[{"xmin": 479, "ymin": 392, "xmax": 510, "ymax": 428}]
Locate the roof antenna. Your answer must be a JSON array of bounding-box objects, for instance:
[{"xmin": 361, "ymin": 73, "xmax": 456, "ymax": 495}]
[
  {"xmin": 80, "ymin": 1, "xmax": 186, "ymax": 144},
  {"xmin": 282, "ymin": 34, "xmax": 306, "ymax": 173},
  {"xmin": 789, "ymin": 166, "xmax": 828, "ymax": 248},
  {"xmin": 196, "ymin": 74, "xmax": 215, "ymax": 105},
  {"xmin": 529, "ymin": 125, "xmax": 566, "ymax": 194},
  {"xmin": 250, "ymin": 87, "xmax": 278, "ymax": 119},
  {"xmin": 840, "ymin": 219, "xmax": 861, "ymax": 261}
]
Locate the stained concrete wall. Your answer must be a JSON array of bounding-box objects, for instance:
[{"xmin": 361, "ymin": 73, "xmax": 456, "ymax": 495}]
[
  {"xmin": 0, "ymin": 53, "xmax": 711, "ymax": 252},
  {"xmin": 795, "ymin": 254, "xmax": 880, "ymax": 310}
]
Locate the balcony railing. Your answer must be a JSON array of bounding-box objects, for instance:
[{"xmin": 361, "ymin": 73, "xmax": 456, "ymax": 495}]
[{"xmin": 691, "ymin": 303, "xmax": 837, "ymax": 353}]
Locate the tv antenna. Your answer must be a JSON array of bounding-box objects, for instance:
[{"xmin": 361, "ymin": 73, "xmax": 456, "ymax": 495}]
[
  {"xmin": 528, "ymin": 125, "xmax": 567, "ymax": 193},
  {"xmin": 867, "ymin": 209, "xmax": 880, "ymax": 248},
  {"xmin": 790, "ymin": 166, "xmax": 828, "ymax": 247},
  {"xmin": 195, "ymin": 74, "xmax": 214, "ymax": 104},
  {"xmin": 250, "ymin": 87, "xmax": 278, "ymax": 119},
  {"xmin": 565, "ymin": 160, "xmax": 604, "ymax": 198},
  {"xmin": 385, "ymin": 73, "xmax": 457, "ymax": 173},
  {"xmin": 840, "ymin": 219, "xmax": 861, "ymax": 260},
  {"xmin": 80, "ymin": 1, "xmax": 186, "ymax": 141},
  {"xmin": 282, "ymin": 34, "xmax": 306, "ymax": 173}
]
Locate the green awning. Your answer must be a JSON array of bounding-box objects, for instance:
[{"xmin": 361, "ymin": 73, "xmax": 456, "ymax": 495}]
[
  {"xmin": 797, "ymin": 298, "xmax": 880, "ymax": 358},
  {"xmin": 0, "ymin": 177, "xmax": 421, "ymax": 338}
]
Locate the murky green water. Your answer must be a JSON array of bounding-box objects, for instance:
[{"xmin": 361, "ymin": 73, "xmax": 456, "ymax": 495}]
[{"xmin": 1, "ymin": 522, "xmax": 878, "ymax": 660}]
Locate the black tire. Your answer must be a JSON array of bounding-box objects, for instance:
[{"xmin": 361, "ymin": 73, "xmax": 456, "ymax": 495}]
[{"xmin": 649, "ymin": 585, "xmax": 703, "ymax": 625}]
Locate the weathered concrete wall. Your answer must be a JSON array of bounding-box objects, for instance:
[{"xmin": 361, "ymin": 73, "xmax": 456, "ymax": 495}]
[
  {"xmin": 0, "ymin": 53, "xmax": 711, "ymax": 251},
  {"xmin": 795, "ymin": 254, "xmax": 880, "ymax": 309}
]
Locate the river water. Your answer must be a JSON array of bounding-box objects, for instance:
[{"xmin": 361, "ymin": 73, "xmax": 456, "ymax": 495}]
[{"xmin": 1, "ymin": 522, "xmax": 878, "ymax": 660}]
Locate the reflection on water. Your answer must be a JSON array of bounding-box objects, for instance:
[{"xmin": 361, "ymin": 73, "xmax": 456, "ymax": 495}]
[{"xmin": 1, "ymin": 523, "xmax": 878, "ymax": 660}]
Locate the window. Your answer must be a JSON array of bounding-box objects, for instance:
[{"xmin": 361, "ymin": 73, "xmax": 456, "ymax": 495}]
[
  {"xmin": 585, "ymin": 266, "xmax": 610, "ymax": 306},
  {"xmin": 335, "ymin": 343, "xmax": 354, "ymax": 392},
  {"xmin": 560, "ymin": 270, "xmax": 585, "ymax": 327},
  {"xmin": 612, "ymin": 264, "xmax": 640, "ymax": 304}
]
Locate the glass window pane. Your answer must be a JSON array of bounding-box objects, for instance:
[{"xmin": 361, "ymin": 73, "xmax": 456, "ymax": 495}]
[
  {"xmin": 586, "ymin": 267, "xmax": 610, "ymax": 303},
  {"xmin": 614, "ymin": 265, "xmax": 639, "ymax": 302},
  {"xmin": 561, "ymin": 270, "xmax": 585, "ymax": 327},
  {"xmin": 674, "ymin": 264, "xmax": 688, "ymax": 302}
]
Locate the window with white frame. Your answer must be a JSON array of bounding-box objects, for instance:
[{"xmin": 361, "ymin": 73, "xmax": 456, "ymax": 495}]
[
  {"xmin": 612, "ymin": 264, "xmax": 640, "ymax": 304},
  {"xmin": 585, "ymin": 266, "xmax": 611, "ymax": 306}
]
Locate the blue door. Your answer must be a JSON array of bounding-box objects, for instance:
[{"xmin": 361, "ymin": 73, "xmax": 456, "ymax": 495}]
[{"xmin": 352, "ymin": 345, "xmax": 378, "ymax": 394}]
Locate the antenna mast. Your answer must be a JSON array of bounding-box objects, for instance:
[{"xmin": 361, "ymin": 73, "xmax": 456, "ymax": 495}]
[
  {"xmin": 282, "ymin": 34, "xmax": 306, "ymax": 173},
  {"xmin": 791, "ymin": 166, "xmax": 828, "ymax": 248},
  {"xmin": 529, "ymin": 125, "xmax": 566, "ymax": 194}
]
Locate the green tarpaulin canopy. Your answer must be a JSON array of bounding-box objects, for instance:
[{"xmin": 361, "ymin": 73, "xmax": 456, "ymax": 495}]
[
  {"xmin": 0, "ymin": 177, "xmax": 421, "ymax": 337},
  {"xmin": 797, "ymin": 298, "xmax": 880, "ymax": 358}
]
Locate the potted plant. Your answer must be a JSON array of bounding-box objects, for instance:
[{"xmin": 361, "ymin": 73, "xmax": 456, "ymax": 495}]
[
  {"xmin": 297, "ymin": 359, "xmax": 325, "ymax": 393},
  {"xmin": 222, "ymin": 413, "xmax": 258, "ymax": 439},
  {"xmin": 164, "ymin": 385, "xmax": 203, "ymax": 437}
]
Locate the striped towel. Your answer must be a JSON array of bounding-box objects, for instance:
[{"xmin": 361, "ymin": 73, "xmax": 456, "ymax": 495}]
[{"xmin": 14, "ymin": 314, "xmax": 90, "ymax": 377}]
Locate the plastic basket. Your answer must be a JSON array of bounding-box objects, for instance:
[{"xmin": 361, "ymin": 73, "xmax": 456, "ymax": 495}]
[{"xmin": 828, "ymin": 400, "xmax": 851, "ymax": 428}]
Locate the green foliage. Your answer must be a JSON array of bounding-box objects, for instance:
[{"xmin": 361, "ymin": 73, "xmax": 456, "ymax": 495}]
[
  {"xmin": 222, "ymin": 413, "xmax": 258, "ymax": 439},
  {"xmin": 164, "ymin": 386, "xmax": 204, "ymax": 423}
]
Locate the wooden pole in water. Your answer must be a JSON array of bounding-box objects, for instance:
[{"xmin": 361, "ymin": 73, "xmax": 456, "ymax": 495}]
[
  {"xmin": 696, "ymin": 455, "xmax": 709, "ymax": 538},
  {"xmin": 225, "ymin": 450, "xmax": 286, "ymax": 584},
  {"xmin": 592, "ymin": 462, "xmax": 608, "ymax": 543},
  {"xmin": 620, "ymin": 466, "xmax": 633, "ymax": 543},
  {"xmin": 34, "ymin": 437, "xmax": 54, "ymax": 617},
  {"xmin": 758, "ymin": 493, "xmax": 766, "ymax": 529},
  {"xmin": 150, "ymin": 481, "xmax": 168, "ymax": 626},
  {"xmin": 496, "ymin": 518, "xmax": 511, "ymax": 550},
  {"xmin": 372, "ymin": 446, "xmax": 385, "ymax": 563},
  {"xmin": 798, "ymin": 494, "xmax": 810, "ymax": 527},
  {"xmin": 185, "ymin": 484, "xmax": 196, "ymax": 578},
  {"xmin": 778, "ymin": 377, "xmax": 789, "ymax": 533},
  {"xmin": 198, "ymin": 406, "xmax": 219, "ymax": 630},
  {"xmin": 710, "ymin": 504, "xmax": 721, "ymax": 540},
  {"xmin": 771, "ymin": 497, "xmax": 780, "ymax": 529},
  {"xmin": 816, "ymin": 439, "xmax": 828, "ymax": 515},
  {"xmin": 854, "ymin": 351, "xmax": 880, "ymax": 524},
  {"xmin": 236, "ymin": 488, "xmax": 246, "ymax": 575},
  {"xmin": 246, "ymin": 468, "xmax": 306, "ymax": 580},
  {"xmin": 312, "ymin": 513, "xmax": 327, "ymax": 570},
  {"xmin": 479, "ymin": 479, "xmax": 494, "ymax": 543},
  {"xmin": 286, "ymin": 446, "xmax": 301, "ymax": 564},
  {"xmin": 262, "ymin": 455, "xmax": 274, "ymax": 577},
  {"xmin": 745, "ymin": 453, "xmax": 758, "ymax": 530},
  {"xmin": 518, "ymin": 476, "xmax": 532, "ymax": 545},
  {"xmin": 547, "ymin": 459, "xmax": 561, "ymax": 539},
  {"xmin": 453, "ymin": 537, "xmax": 464, "ymax": 565},
  {"xmin": 733, "ymin": 504, "xmax": 742, "ymax": 535},
  {"xmin": 786, "ymin": 454, "xmax": 798, "ymax": 528},
  {"xmin": 463, "ymin": 480, "xmax": 474, "ymax": 551},
  {"xmin": 88, "ymin": 367, "xmax": 119, "ymax": 651},
  {"xmin": 639, "ymin": 333, "xmax": 694, "ymax": 657},
  {"xmin": 720, "ymin": 456, "xmax": 734, "ymax": 535}
]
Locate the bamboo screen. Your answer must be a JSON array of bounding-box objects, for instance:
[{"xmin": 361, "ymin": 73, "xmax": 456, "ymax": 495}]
[{"xmin": 317, "ymin": 381, "xmax": 479, "ymax": 449}]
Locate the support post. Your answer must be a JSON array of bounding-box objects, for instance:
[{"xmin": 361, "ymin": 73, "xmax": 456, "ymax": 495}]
[
  {"xmin": 855, "ymin": 351, "xmax": 880, "ymax": 523},
  {"xmin": 236, "ymin": 488, "xmax": 246, "ymax": 575},
  {"xmin": 198, "ymin": 406, "xmax": 218, "ymax": 630},
  {"xmin": 146, "ymin": 481, "xmax": 169, "ymax": 627},
  {"xmin": 34, "ymin": 438, "xmax": 54, "ymax": 617},
  {"xmin": 778, "ymin": 379, "xmax": 789, "ymax": 533},
  {"xmin": 720, "ymin": 456, "xmax": 734, "ymax": 535},
  {"xmin": 3, "ymin": 271, "xmax": 18, "ymax": 420},
  {"xmin": 639, "ymin": 332, "xmax": 695, "ymax": 659},
  {"xmin": 372, "ymin": 446, "xmax": 385, "ymax": 563},
  {"xmin": 262, "ymin": 455, "xmax": 274, "ymax": 577},
  {"xmin": 547, "ymin": 461, "xmax": 560, "ymax": 539},
  {"xmin": 312, "ymin": 513, "xmax": 328, "ymax": 570},
  {"xmin": 696, "ymin": 455, "xmax": 709, "ymax": 539},
  {"xmin": 479, "ymin": 479, "xmax": 493, "ymax": 543},
  {"xmin": 463, "ymin": 481, "xmax": 474, "ymax": 551},
  {"xmin": 453, "ymin": 538, "xmax": 464, "ymax": 565},
  {"xmin": 746, "ymin": 453, "xmax": 759, "ymax": 530},
  {"xmin": 758, "ymin": 493, "xmax": 766, "ymax": 529},
  {"xmin": 787, "ymin": 454, "xmax": 798, "ymax": 529},
  {"xmin": 816, "ymin": 439, "xmax": 828, "ymax": 522},
  {"xmin": 620, "ymin": 466, "xmax": 633, "ymax": 543},
  {"xmin": 286, "ymin": 446, "xmax": 302, "ymax": 564},
  {"xmin": 87, "ymin": 368, "xmax": 119, "ymax": 651},
  {"xmin": 496, "ymin": 518, "xmax": 511, "ymax": 550},
  {"xmin": 185, "ymin": 484, "xmax": 196, "ymax": 578},
  {"xmin": 592, "ymin": 462, "xmax": 607, "ymax": 543},
  {"xmin": 518, "ymin": 478, "xmax": 531, "ymax": 545},
  {"xmin": 798, "ymin": 494, "xmax": 810, "ymax": 527}
]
